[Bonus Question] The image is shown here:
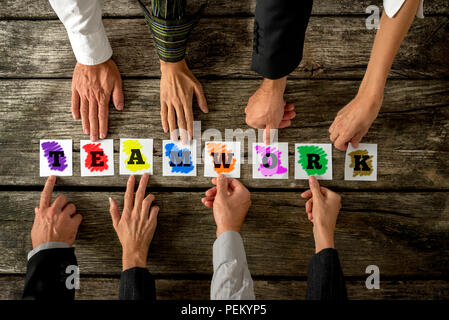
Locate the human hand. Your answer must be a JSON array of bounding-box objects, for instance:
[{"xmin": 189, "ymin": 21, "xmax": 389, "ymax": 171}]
[
  {"xmin": 300, "ymin": 176, "xmax": 341, "ymax": 253},
  {"xmin": 72, "ymin": 58, "xmax": 124, "ymax": 141},
  {"xmin": 31, "ymin": 176, "xmax": 82, "ymax": 248},
  {"xmin": 109, "ymin": 173, "xmax": 159, "ymax": 271},
  {"xmin": 245, "ymin": 77, "xmax": 295, "ymax": 144},
  {"xmin": 329, "ymin": 89, "xmax": 383, "ymax": 151},
  {"xmin": 201, "ymin": 174, "xmax": 251, "ymax": 237},
  {"xmin": 160, "ymin": 59, "xmax": 208, "ymax": 144}
]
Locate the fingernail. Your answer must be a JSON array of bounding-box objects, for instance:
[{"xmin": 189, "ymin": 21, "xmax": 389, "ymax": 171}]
[
  {"xmin": 218, "ymin": 174, "xmax": 225, "ymax": 180},
  {"xmin": 100, "ymin": 133, "xmax": 105, "ymax": 139},
  {"xmin": 108, "ymin": 197, "xmax": 112, "ymax": 204},
  {"xmin": 118, "ymin": 103, "xmax": 124, "ymax": 110}
]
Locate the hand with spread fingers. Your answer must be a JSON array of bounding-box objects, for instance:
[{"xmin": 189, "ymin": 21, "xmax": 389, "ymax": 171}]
[
  {"xmin": 31, "ymin": 176, "xmax": 83, "ymax": 248},
  {"xmin": 201, "ymin": 174, "xmax": 251, "ymax": 237},
  {"xmin": 160, "ymin": 59, "xmax": 208, "ymax": 144},
  {"xmin": 245, "ymin": 77, "xmax": 296, "ymax": 144},
  {"xmin": 109, "ymin": 173, "xmax": 159, "ymax": 271},
  {"xmin": 72, "ymin": 58, "xmax": 124, "ymax": 141},
  {"xmin": 300, "ymin": 176, "xmax": 341, "ymax": 253}
]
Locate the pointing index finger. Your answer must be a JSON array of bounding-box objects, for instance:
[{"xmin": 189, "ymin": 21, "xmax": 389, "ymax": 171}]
[{"xmin": 40, "ymin": 176, "xmax": 56, "ymax": 210}]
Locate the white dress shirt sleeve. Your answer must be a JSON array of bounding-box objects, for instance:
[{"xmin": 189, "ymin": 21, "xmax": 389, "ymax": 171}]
[
  {"xmin": 384, "ymin": 0, "xmax": 424, "ymax": 19},
  {"xmin": 211, "ymin": 231, "xmax": 255, "ymax": 300},
  {"xmin": 49, "ymin": 0, "xmax": 113, "ymax": 65}
]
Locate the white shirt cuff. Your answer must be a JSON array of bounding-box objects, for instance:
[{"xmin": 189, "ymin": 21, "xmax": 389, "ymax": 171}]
[
  {"xmin": 27, "ymin": 242, "xmax": 70, "ymax": 260},
  {"xmin": 67, "ymin": 23, "xmax": 113, "ymax": 65},
  {"xmin": 384, "ymin": 0, "xmax": 424, "ymax": 19},
  {"xmin": 213, "ymin": 231, "xmax": 247, "ymax": 272}
]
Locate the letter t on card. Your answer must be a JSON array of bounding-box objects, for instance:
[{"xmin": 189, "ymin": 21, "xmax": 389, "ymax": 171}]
[
  {"xmin": 119, "ymin": 139, "xmax": 153, "ymax": 175},
  {"xmin": 80, "ymin": 139, "xmax": 114, "ymax": 176},
  {"xmin": 40, "ymin": 139, "xmax": 73, "ymax": 176}
]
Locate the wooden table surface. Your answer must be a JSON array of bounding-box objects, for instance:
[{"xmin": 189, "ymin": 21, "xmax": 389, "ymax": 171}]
[{"xmin": 0, "ymin": 0, "xmax": 448, "ymax": 300}]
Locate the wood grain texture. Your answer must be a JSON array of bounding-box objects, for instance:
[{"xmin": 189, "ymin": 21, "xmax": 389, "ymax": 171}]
[
  {"xmin": 1, "ymin": 17, "xmax": 448, "ymax": 79},
  {"xmin": 1, "ymin": 276, "xmax": 448, "ymax": 300},
  {"xmin": 1, "ymin": 191, "xmax": 448, "ymax": 276},
  {"xmin": 0, "ymin": 0, "xmax": 447, "ymax": 18},
  {"xmin": 0, "ymin": 79, "xmax": 448, "ymax": 189}
]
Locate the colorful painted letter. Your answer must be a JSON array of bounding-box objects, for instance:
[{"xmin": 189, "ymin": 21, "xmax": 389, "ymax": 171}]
[
  {"xmin": 119, "ymin": 139, "xmax": 153, "ymax": 175},
  {"xmin": 80, "ymin": 139, "xmax": 114, "ymax": 176},
  {"xmin": 40, "ymin": 139, "xmax": 73, "ymax": 176},
  {"xmin": 295, "ymin": 143, "xmax": 332, "ymax": 180},
  {"xmin": 345, "ymin": 143, "xmax": 377, "ymax": 181},
  {"xmin": 204, "ymin": 141, "xmax": 241, "ymax": 178},
  {"xmin": 252, "ymin": 143, "xmax": 288, "ymax": 179},
  {"xmin": 163, "ymin": 140, "xmax": 197, "ymax": 176}
]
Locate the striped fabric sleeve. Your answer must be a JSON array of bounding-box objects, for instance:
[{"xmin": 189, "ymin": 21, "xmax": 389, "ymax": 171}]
[{"xmin": 137, "ymin": 0, "xmax": 206, "ymax": 62}]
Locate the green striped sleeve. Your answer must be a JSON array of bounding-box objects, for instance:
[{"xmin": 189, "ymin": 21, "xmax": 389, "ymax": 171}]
[{"xmin": 137, "ymin": 0, "xmax": 206, "ymax": 62}]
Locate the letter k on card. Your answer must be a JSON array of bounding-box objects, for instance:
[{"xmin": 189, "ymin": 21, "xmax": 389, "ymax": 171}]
[{"xmin": 345, "ymin": 143, "xmax": 377, "ymax": 181}]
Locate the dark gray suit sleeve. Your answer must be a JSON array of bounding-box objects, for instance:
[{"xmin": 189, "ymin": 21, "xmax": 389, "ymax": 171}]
[
  {"xmin": 22, "ymin": 248, "xmax": 77, "ymax": 300},
  {"xmin": 119, "ymin": 267, "xmax": 156, "ymax": 300},
  {"xmin": 306, "ymin": 248, "xmax": 348, "ymax": 300},
  {"xmin": 251, "ymin": 0, "xmax": 314, "ymax": 79}
]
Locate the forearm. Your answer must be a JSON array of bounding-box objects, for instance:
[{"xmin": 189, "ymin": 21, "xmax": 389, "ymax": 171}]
[
  {"xmin": 211, "ymin": 231, "xmax": 255, "ymax": 300},
  {"xmin": 306, "ymin": 248, "xmax": 347, "ymax": 300},
  {"xmin": 119, "ymin": 267, "xmax": 156, "ymax": 300},
  {"xmin": 360, "ymin": 0, "xmax": 421, "ymax": 96},
  {"xmin": 138, "ymin": 0, "xmax": 205, "ymax": 63},
  {"xmin": 23, "ymin": 248, "xmax": 77, "ymax": 300},
  {"xmin": 48, "ymin": 0, "xmax": 112, "ymax": 65}
]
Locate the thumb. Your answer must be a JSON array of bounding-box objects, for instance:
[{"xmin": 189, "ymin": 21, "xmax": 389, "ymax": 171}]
[
  {"xmin": 109, "ymin": 197, "xmax": 120, "ymax": 227},
  {"xmin": 216, "ymin": 174, "xmax": 228, "ymax": 197},
  {"xmin": 350, "ymin": 132, "xmax": 364, "ymax": 149},
  {"xmin": 112, "ymin": 80, "xmax": 125, "ymax": 111},
  {"xmin": 308, "ymin": 176, "xmax": 323, "ymax": 200},
  {"xmin": 194, "ymin": 83, "xmax": 208, "ymax": 113}
]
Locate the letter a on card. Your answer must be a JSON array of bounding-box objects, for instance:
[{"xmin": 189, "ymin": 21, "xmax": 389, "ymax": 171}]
[
  {"xmin": 80, "ymin": 139, "xmax": 114, "ymax": 176},
  {"xmin": 204, "ymin": 141, "xmax": 241, "ymax": 178},
  {"xmin": 119, "ymin": 139, "xmax": 153, "ymax": 175},
  {"xmin": 295, "ymin": 143, "xmax": 332, "ymax": 180},
  {"xmin": 252, "ymin": 143, "xmax": 288, "ymax": 179},
  {"xmin": 345, "ymin": 143, "xmax": 377, "ymax": 181},
  {"xmin": 40, "ymin": 139, "xmax": 73, "ymax": 176},
  {"xmin": 162, "ymin": 140, "xmax": 197, "ymax": 176}
]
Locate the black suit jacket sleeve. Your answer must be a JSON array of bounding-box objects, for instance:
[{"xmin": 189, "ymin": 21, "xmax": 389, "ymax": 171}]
[
  {"xmin": 306, "ymin": 248, "xmax": 348, "ymax": 300},
  {"xmin": 22, "ymin": 248, "xmax": 77, "ymax": 300},
  {"xmin": 251, "ymin": 0, "xmax": 313, "ymax": 79},
  {"xmin": 119, "ymin": 267, "xmax": 156, "ymax": 300}
]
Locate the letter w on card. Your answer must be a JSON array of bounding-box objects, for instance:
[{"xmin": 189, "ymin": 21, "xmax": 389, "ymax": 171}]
[{"xmin": 204, "ymin": 141, "xmax": 241, "ymax": 178}]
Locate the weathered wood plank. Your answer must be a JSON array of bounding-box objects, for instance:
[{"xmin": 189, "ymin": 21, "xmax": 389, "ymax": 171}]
[
  {"xmin": 1, "ymin": 191, "xmax": 448, "ymax": 276},
  {"xmin": 1, "ymin": 17, "xmax": 448, "ymax": 78},
  {"xmin": 0, "ymin": 79, "xmax": 448, "ymax": 189},
  {"xmin": 1, "ymin": 276, "xmax": 448, "ymax": 300},
  {"xmin": 1, "ymin": 0, "xmax": 447, "ymax": 18}
]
